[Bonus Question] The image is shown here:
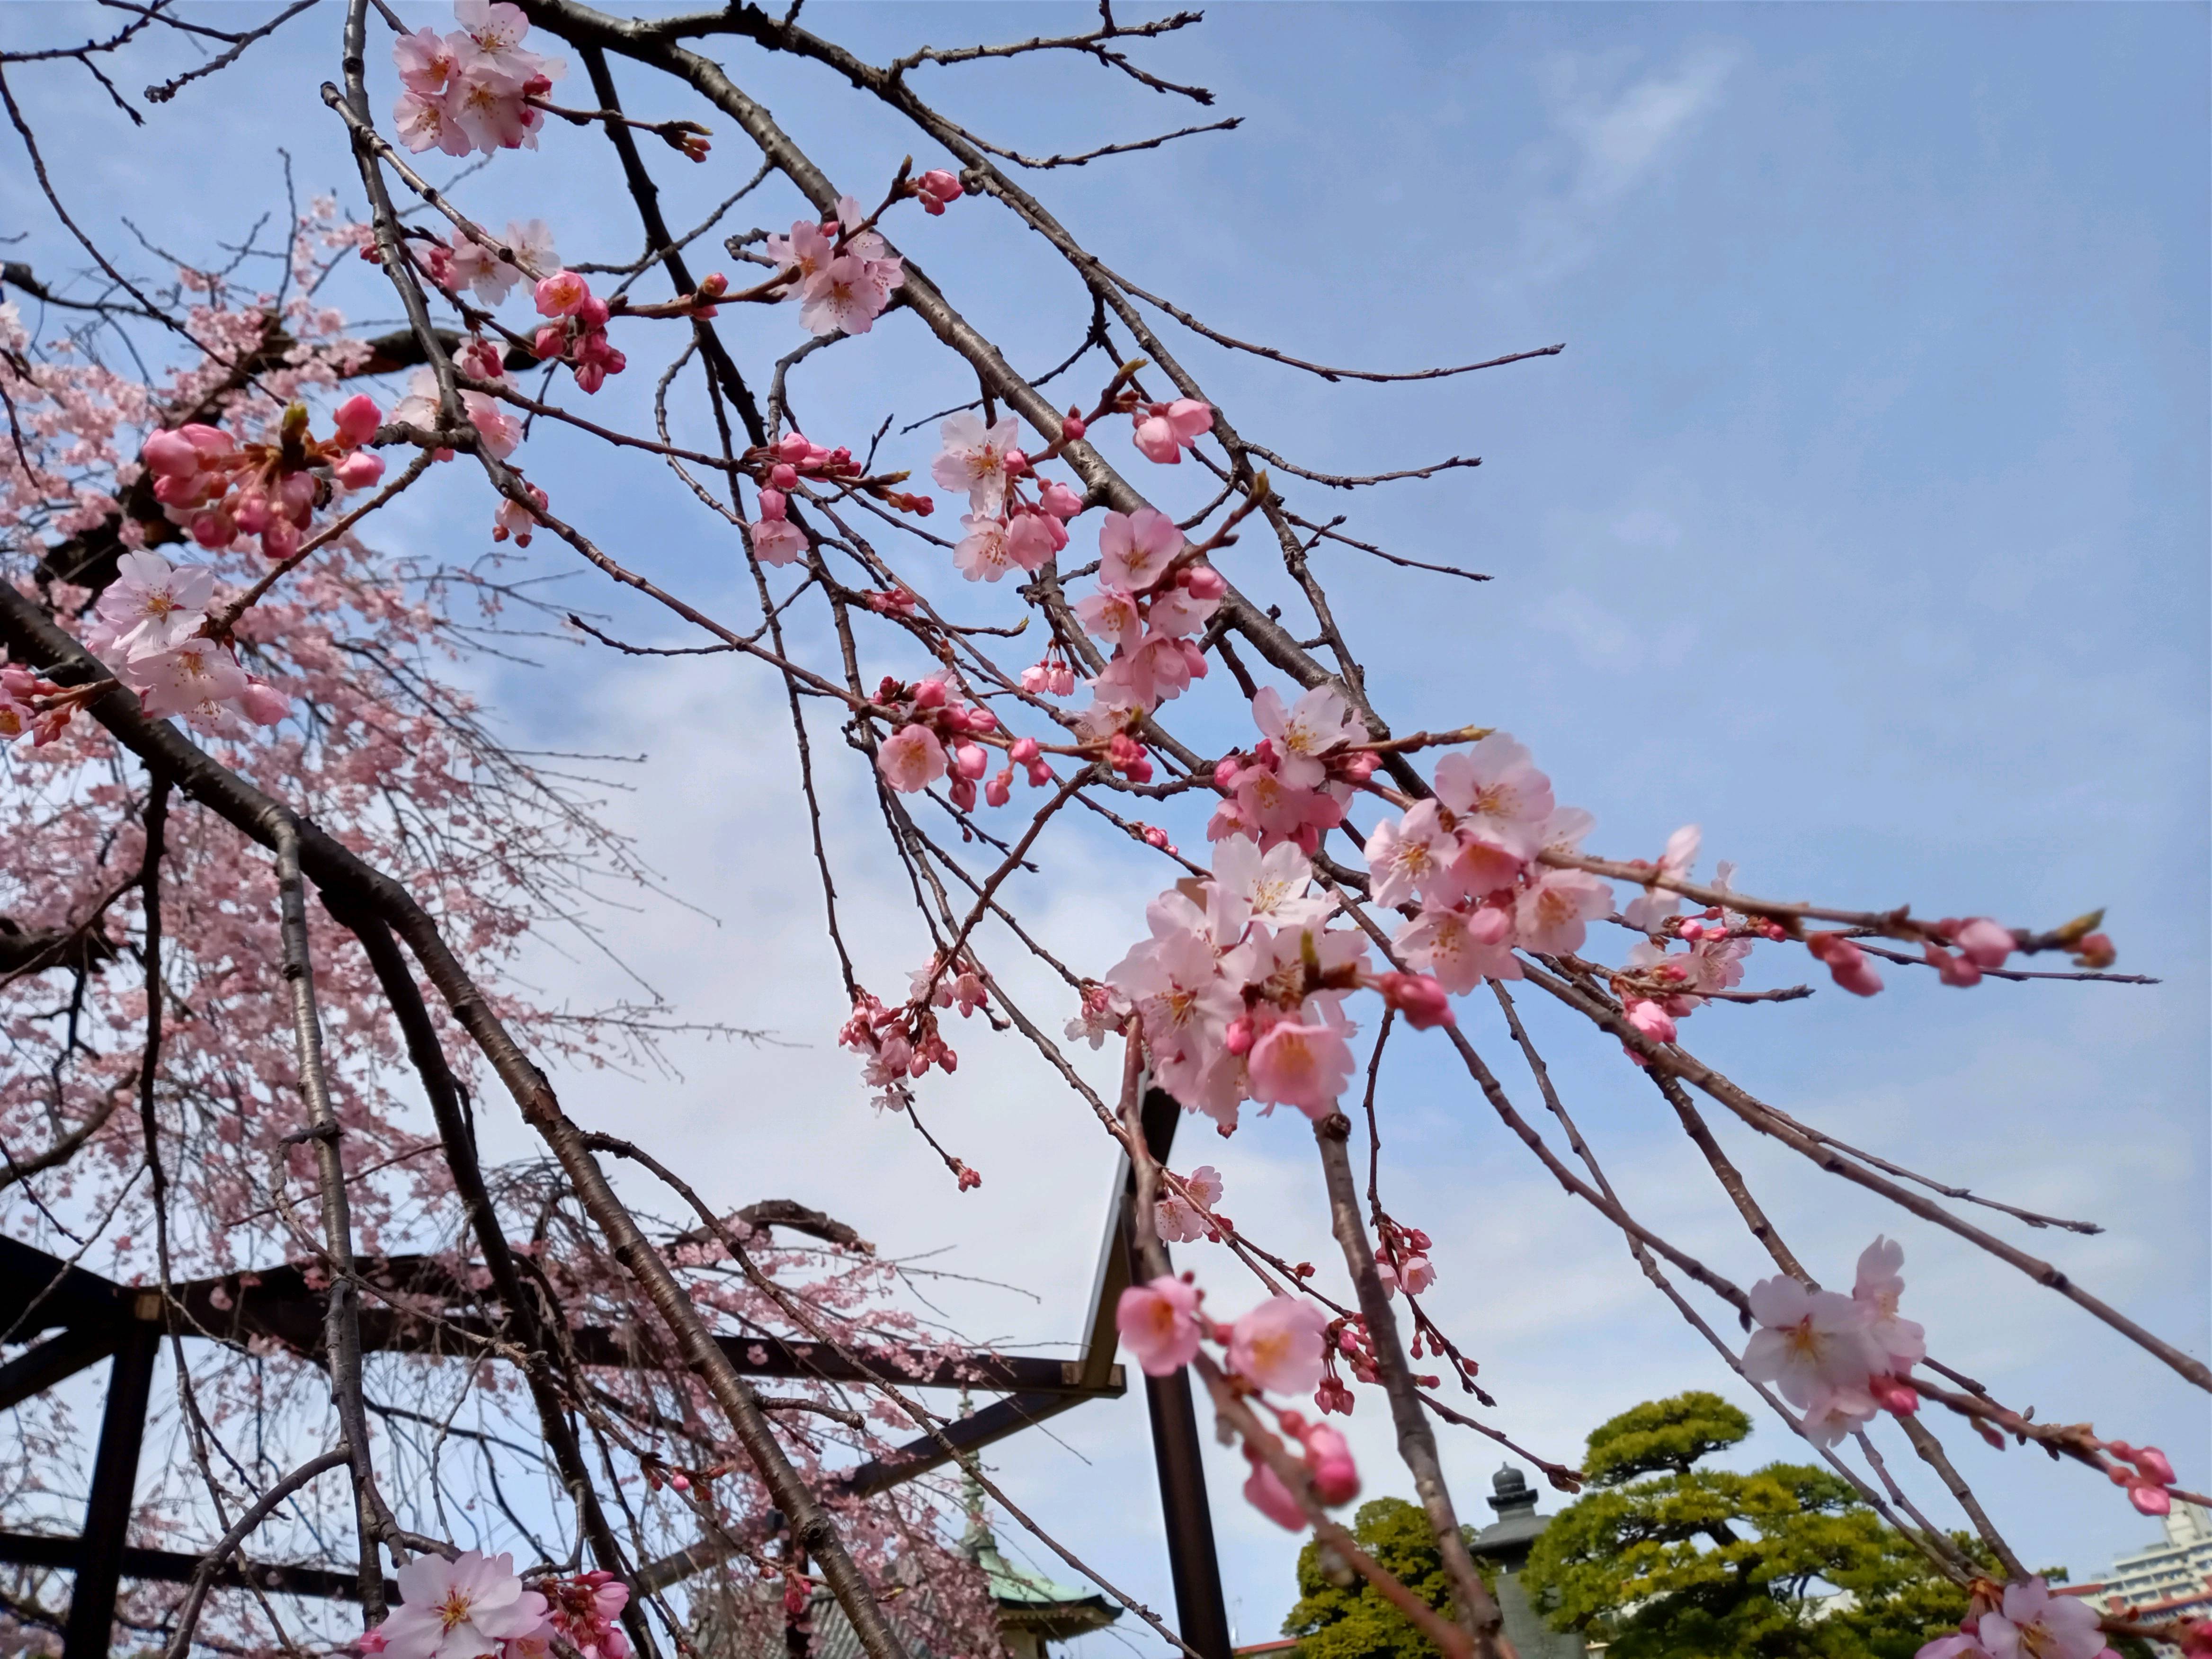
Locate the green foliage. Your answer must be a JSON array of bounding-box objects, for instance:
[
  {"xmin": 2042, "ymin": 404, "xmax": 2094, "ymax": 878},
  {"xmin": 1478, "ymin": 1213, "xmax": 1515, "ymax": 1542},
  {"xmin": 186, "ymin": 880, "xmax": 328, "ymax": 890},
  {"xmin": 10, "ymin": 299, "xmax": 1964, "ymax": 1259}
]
[
  {"xmin": 1584, "ymin": 1391, "xmax": 1754, "ymax": 1485},
  {"xmin": 1284, "ymin": 1498, "xmax": 1475, "ymax": 1659},
  {"xmin": 1521, "ymin": 1394, "xmax": 1990, "ymax": 1659}
]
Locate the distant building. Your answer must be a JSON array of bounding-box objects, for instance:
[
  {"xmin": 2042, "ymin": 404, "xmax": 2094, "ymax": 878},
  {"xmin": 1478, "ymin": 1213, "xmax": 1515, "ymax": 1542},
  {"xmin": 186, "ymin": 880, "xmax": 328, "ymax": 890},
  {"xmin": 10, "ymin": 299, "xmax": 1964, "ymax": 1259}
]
[
  {"xmin": 1468, "ymin": 1466, "xmax": 1586, "ymax": 1659},
  {"xmin": 2058, "ymin": 1501, "xmax": 2212, "ymax": 1636}
]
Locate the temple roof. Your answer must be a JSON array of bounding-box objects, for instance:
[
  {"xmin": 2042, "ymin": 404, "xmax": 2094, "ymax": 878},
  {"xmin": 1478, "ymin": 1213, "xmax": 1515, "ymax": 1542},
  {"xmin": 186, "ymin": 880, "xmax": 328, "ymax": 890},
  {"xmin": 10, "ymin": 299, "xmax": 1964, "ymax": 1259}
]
[{"xmin": 961, "ymin": 1488, "xmax": 1121, "ymax": 1633}]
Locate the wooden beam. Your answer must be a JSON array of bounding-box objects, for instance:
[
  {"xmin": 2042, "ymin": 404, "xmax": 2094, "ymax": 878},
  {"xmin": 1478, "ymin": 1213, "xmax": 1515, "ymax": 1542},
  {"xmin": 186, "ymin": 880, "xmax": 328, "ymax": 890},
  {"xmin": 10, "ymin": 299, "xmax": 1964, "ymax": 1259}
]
[
  {"xmin": 62, "ymin": 1326, "xmax": 159, "ymax": 1659},
  {"xmin": 0, "ymin": 1326, "xmax": 119, "ymax": 1413}
]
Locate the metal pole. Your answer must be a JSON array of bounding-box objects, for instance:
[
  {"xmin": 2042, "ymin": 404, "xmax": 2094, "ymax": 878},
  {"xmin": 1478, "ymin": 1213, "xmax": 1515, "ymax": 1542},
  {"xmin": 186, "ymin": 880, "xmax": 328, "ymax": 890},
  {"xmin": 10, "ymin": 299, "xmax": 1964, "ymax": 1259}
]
[
  {"xmin": 65, "ymin": 1323, "xmax": 159, "ymax": 1659},
  {"xmin": 1129, "ymin": 1089, "xmax": 1234, "ymax": 1659}
]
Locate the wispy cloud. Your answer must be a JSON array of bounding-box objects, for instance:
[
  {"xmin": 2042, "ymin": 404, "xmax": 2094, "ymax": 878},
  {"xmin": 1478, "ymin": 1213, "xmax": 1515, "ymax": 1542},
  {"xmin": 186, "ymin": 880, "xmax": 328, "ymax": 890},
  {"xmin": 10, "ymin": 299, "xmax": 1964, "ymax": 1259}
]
[{"xmin": 1503, "ymin": 41, "xmax": 1745, "ymax": 285}]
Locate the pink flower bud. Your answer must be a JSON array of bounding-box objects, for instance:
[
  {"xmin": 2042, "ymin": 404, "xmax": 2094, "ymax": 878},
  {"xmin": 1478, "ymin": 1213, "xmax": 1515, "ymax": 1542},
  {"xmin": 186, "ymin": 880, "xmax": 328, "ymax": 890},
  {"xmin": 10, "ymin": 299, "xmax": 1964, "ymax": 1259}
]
[
  {"xmin": 577, "ymin": 294, "xmax": 611, "ymax": 329},
  {"xmin": 2132, "ymin": 1483, "xmax": 2174, "ymax": 1517},
  {"xmin": 757, "ymin": 488, "xmax": 788, "ymax": 521},
  {"xmin": 1951, "ymin": 916, "xmax": 2016, "ymax": 970},
  {"xmin": 1002, "ymin": 447, "xmax": 1028, "ymax": 476},
  {"xmin": 1142, "ymin": 825, "xmax": 1169, "ymax": 848},
  {"xmin": 1868, "ymin": 1374, "xmax": 1919, "ymax": 1415},
  {"xmin": 189, "ymin": 508, "xmax": 235, "ymax": 548},
  {"xmin": 1061, "ymin": 412, "xmax": 1087, "ymax": 442},
  {"xmin": 918, "ymin": 168, "xmax": 963, "ymax": 203},
  {"xmin": 954, "ymin": 742, "xmax": 989, "ymax": 780},
  {"xmin": 1009, "ymin": 737, "xmax": 1041, "ymax": 763},
  {"xmin": 239, "ymin": 679, "xmax": 289, "ymax": 726},
  {"xmin": 533, "ymin": 324, "xmax": 567, "ymax": 361},
  {"xmin": 964, "ymin": 706, "xmax": 999, "ymax": 733},
  {"xmin": 770, "ymin": 463, "xmax": 798, "ymax": 489},
  {"xmin": 1466, "ymin": 906, "xmax": 1512, "ymax": 947},
  {"xmin": 2133, "ymin": 1445, "xmax": 2177, "ymax": 1485},
  {"xmin": 1182, "ymin": 563, "xmax": 1227, "ymax": 601},
  {"xmin": 2074, "ymin": 932, "xmax": 2116, "ymax": 969},
  {"xmin": 949, "ymin": 775, "xmax": 977, "ymax": 811},
  {"xmin": 1302, "ymin": 1424, "xmax": 1361, "ymax": 1506},
  {"xmin": 261, "ymin": 519, "xmax": 300, "ymax": 561},
  {"xmin": 985, "ymin": 770, "xmax": 1012, "ymax": 808},
  {"xmin": 699, "ymin": 272, "xmax": 729, "ymax": 297},
  {"xmin": 914, "ymin": 678, "xmax": 948, "ymax": 709},
  {"xmin": 1213, "ymin": 756, "xmax": 1243, "ymax": 791},
  {"xmin": 775, "ymin": 432, "xmax": 815, "ymax": 464},
  {"xmin": 1039, "ymin": 480, "xmax": 1084, "ymax": 519},
  {"xmin": 142, "ymin": 428, "xmax": 205, "ymax": 478},
  {"xmin": 1126, "ymin": 757, "xmax": 1154, "ymax": 783},
  {"xmin": 1223, "ymin": 1015, "xmax": 1255, "ymax": 1056},
  {"xmin": 232, "ymin": 491, "xmax": 272, "ymax": 534},
  {"xmin": 333, "ymin": 394, "xmax": 382, "ymax": 447},
  {"xmin": 334, "ymin": 450, "xmax": 385, "ymax": 490},
  {"xmin": 1624, "ymin": 999, "xmax": 1678, "ymax": 1045},
  {"xmin": 1025, "ymin": 759, "xmax": 1054, "ymax": 787},
  {"xmin": 1375, "ymin": 972, "xmax": 1455, "ymax": 1031},
  {"xmin": 1341, "ymin": 752, "xmax": 1379, "ymax": 783},
  {"xmin": 1924, "ymin": 943, "xmax": 1981, "ymax": 987}
]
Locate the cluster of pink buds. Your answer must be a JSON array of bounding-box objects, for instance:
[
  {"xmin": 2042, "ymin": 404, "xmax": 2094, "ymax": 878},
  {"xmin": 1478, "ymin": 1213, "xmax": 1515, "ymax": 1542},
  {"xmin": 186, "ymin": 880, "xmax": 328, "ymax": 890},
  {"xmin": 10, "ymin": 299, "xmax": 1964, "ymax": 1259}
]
[
  {"xmin": 2102, "ymin": 1441, "xmax": 2179, "ymax": 1516},
  {"xmin": 1805, "ymin": 930, "xmax": 1885, "ymax": 998},
  {"xmin": 0, "ymin": 662, "xmax": 81, "ymax": 748},
  {"xmin": 744, "ymin": 431, "xmax": 881, "ymax": 567},
  {"xmin": 1373, "ymin": 1218, "xmax": 1435, "ymax": 1299},
  {"xmin": 908, "ymin": 950, "xmax": 989, "ymax": 1017},
  {"xmin": 1921, "ymin": 916, "xmax": 2020, "ymax": 985},
  {"xmin": 1132, "ymin": 397, "xmax": 1213, "ymax": 464},
  {"xmin": 912, "ymin": 168, "xmax": 964, "ymax": 215},
  {"xmin": 1242, "ymin": 1409, "xmax": 1361, "ymax": 1531},
  {"xmin": 1211, "ymin": 686, "xmax": 1371, "ymax": 855},
  {"xmin": 837, "ymin": 987, "xmax": 957, "ymax": 1112},
  {"xmin": 873, "ymin": 676, "xmax": 999, "ymax": 807},
  {"xmin": 1320, "ymin": 1315, "xmax": 1379, "ymax": 1408},
  {"xmin": 532, "ymin": 270, "xmax": 627, "ymax": 393},
  {"xmin": 142, "ymin": 396, "xmax": 384, "ymax": 561},
  {"xmin": 543, "ymin": 1570, "xmax": 632, "ymax": 1659},
  {"xmin": 1018, "ymin": 647, "xmax": 1078, "ymax": 699}
]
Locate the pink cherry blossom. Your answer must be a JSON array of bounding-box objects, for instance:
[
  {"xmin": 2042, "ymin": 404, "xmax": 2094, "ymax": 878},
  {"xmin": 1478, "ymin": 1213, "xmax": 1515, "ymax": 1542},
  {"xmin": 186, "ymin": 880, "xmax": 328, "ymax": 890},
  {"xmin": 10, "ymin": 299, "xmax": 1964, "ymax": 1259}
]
[
  {"xmin": 534, "ymin": 269, "xmax": 590, "ymax": 317},
  {"xmin": 1253, "ymin": 685, "xmax": 1367, "ymax": 789},
  {"xmin": 1208, "ymin": 834, "xmax": 1331, "ymax": 942},
  {"xmin": 133, "ymin": 636, "xmax": 248, "ymax": 721},
  {"xmin": 1247, "ymin": 1018, "xmax": 1355, "ymax": 1117},
  {"xmin": 1075, "ymin": 586, "xmax": 1144, "ymax": 652},
  {"xmin": 1133, "ymin": 398, "xmax": 1213, "ymax": 464},
  {"xmin": 1365, "ymin": 800, "xmax": 1458, "ymax": 908},
  {"xmin": 1623, "ymin": 824, "xmax": 1700, "ymax": 933},
  {"xmin": 799, "ymin": 251, "xmax": 901, "ymax": 337},
  {"xmin": 1979, "ymin": 1579, "xmax": 2104, "ymax": 1659},
  {"xmin": 88, "ymin": 550, "xmax": 213, "ymax": 660},
  {"xmin": 1394, "ymin": 903, "xmax": 1518, "ymax": 994},
  {"xmin": 876, "ymin": 724, "xmax": 947, "ymax": 793},
  {"xmin": 1917, "ymin": 1636, "xmax": 1993, "ymax": 1659},
  {"xmin": 1230, "ymin": 1295, "xmax": 1329, "ymax": 1394},
  {"xmin": 930, "ymin": 413, "xmax": 1020, "ymax": 512},
  {"xmin": 952, "ymin": 514, "xmax": 1018, "ymax": 581},
  {"xmin": 1853, "ymin": 1235, "xmax": 1927, "ymax": 1372},
  {"xmin": 383, "ymin": 1549, "xmax": 549, "ymax": 1659},
  {"xmin": 1005, "ymin": 510, "xmax": 1064, "ymax": 571},
  {"xmin": 1157, "ymin": 1164, "xmax": 1224, "ymax": 1244},
  {"xmin": 1742, "ymin": 1275, "xmax": 1881, "ymax": 1410},
  {"xmin": 1097, "ymin": 507, "xmax": 1184, "ymax": 592},
  {"xmin": 1514, "ymin": 866, "xmax": 1611, "ymax": 954},
  {"xmin": 1434, "ymin": 733, "xmax": 1555, "ymax": 860},
  {"xmin": 1116, "ymin": 1274, "xmax": 1202, "ymax": 1375}
]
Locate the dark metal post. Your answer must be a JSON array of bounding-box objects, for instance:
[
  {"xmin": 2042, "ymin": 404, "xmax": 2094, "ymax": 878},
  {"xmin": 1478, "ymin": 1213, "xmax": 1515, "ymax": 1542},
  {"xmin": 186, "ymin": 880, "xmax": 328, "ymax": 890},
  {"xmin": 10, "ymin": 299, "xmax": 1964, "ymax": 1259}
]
[
  {"xmin": 64, "ymin": 1322, "xmax": 159, "ymax": 1659},
  {"xmin": 1130, "ymin": 1089, "xmax": 1234, "ymax": 1659}
]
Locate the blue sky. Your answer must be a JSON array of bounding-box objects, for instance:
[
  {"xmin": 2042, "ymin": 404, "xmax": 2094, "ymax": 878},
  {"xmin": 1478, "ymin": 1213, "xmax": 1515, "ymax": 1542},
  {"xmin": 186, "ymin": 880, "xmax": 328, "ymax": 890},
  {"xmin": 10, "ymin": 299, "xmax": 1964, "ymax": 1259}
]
[{"xmin": 4, "ymin": 2, "xmax": 2207, "ymax": 1651}]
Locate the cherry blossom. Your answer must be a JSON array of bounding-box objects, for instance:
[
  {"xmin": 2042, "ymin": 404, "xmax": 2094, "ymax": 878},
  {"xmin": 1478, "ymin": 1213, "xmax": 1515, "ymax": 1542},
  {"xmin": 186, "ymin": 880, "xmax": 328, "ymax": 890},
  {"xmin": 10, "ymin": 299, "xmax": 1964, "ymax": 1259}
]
[
  {"xmin": 1364, "ymin": 800, "xmax": 1460, "ymax": 909},
  {"xmin": 1246, "ymin": 1018, "xmax": 1355, "ymax": 1117},
  {"xmin": 382, "ymin": 1550, "xmax": 549, "ymax": 1659},
  {"xmin": 1302, "ymin": 1422, "xmax": 1361, "ymax": 1505},
  {"xmin": 930, "ymin": 413, "xmax": 1020, "ymax": 512},
  {"xmin": 1116, "ymin": 1274, "xmax": 1203, "ymax": 1375},
  {"xmin": 86, "ymin": 550, "xmax": 213, "ymax": 660},
  {"xmin": 1623, "ymin": 824, "xmax": 1700, "ymax": 933},
  {"xmin": 952, "ymin": 513, "xmax": 1019, "ymax": 581},
  {"xmin": 1157, "ymin": 1165, "xmax": 1224, "ymax": 1243},
  {"xmin": 1394, "ymin": 902, "xmax": 1519, "ymax": 992},
  {"xmin": 446, "ymin": 219, "xmax": 557, "ymax": 304},
  {"xmin": 1229, "ymin": 1295, "xmax": 1329, "ymax": 1394},
  {"xmin": 1097, "ymin": 507, "xmax": 1184, "ymax": 591},
  {"xmin": 1979, "ymin": 1579, "xmax": 2105, "ymax": 1659},
  {"xmin": 877, "ymin": 724, "xmax": 948, "ymax": 793},
  {"xmin": 1742, "ymin": 1274, "xmax": 1882, "ymax": 1410},
  {"xmin": 1253, "ymin": 685, "xmax": 1367, "ymax": 790},
  {"xmin": 1854, "ymin": 1235, "xmax": 1927, "ymax": 1373},
  {"xmin": 1514, "ymin": 865, "xmax": 1612, "ymax": 955},
  {"xmin": 1434, "ymin": 733, "xmax": 1555, "ymax": 861},
  {"xmin": 545, "ymin": 1571, "xmax": 632, "ymax": 1659}
]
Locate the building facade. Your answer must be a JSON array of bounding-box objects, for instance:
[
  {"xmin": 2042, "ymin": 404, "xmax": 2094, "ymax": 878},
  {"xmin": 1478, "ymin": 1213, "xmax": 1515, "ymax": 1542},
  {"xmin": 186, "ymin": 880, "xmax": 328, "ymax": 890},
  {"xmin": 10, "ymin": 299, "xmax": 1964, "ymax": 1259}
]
[{"xmin": 2059, "ymin": 1501, "xmax": 2212, "ymax": 1635}]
